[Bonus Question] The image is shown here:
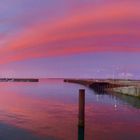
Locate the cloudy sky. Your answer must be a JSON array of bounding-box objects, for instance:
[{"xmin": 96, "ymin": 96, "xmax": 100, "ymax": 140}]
[{"xmin": 0, "ymin": 0, "xmax": 140, "ymax": 79}]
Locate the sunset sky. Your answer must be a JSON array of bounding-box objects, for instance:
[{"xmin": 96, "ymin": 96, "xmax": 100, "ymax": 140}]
[{"xmin": 0, "ymin": 0, "xmax": 140, "ymax": 79}]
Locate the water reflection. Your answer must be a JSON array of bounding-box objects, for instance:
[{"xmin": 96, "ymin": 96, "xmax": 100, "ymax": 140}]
[
  {"xmin": 0, "ymin": 122, "xmax": 48, "ymax": 140},
  {"xmin": 93, "ymin": 88, "xmax": 140, "ymax": 109},
  {"xmin": 112, "ymin": 92, "xmax": 140, "ymax": 109},
  {"xmin": 0, "ymin": 79, "xmax": 139, "ymax": 140}
]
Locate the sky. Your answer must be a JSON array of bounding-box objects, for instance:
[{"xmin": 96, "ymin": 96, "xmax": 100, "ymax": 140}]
[{"xmin": 0, "ymin": 0, "xmax": 140, "ymax": 79}]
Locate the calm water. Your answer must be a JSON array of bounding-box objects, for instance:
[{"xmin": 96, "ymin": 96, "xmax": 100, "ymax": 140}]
[{"xmin": 0, "ymin": 79, "xmax": 139, "ymax": 140}]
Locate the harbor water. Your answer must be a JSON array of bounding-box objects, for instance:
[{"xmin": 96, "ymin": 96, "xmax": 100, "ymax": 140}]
[{"xmin": 0, "ymin": 79, "xmax": 139, "ymax": 140}]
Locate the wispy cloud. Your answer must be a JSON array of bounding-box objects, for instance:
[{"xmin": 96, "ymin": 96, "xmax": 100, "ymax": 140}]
[{"xmin": 0, "ymin": 0, "xmax": 139, "ymax": 72}]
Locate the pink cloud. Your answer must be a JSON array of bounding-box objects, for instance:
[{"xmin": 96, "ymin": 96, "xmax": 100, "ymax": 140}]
[{"xmin": 0, "ymin": 1, "xmax": 139, "ymax": 64}]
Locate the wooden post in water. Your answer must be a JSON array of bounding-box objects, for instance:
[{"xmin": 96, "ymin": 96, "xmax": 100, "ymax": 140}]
[
  {"xmin": 78, "ymin": 126, "xmax": 84, "ymax": 140},
  {"xmin": 78, "ymin": 89, "xmax": 85, "ymax": 127}
]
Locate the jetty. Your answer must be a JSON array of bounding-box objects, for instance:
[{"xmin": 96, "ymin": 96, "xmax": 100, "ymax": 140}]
[
  {"xmin": 0, "ymin": 78, "xmax": 39, "ymax": 82},
  {"xmin": 64, "ymin": 79, "xmax": 140, "ymax": 98}
]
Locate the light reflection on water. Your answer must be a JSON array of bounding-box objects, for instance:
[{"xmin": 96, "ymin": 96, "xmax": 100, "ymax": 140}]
[{"xmin": 0, "ymin": 79, "xmax": 139, "ymax": 140}]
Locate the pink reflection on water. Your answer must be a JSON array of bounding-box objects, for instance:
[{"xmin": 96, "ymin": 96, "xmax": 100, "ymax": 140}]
[
  {"xmin": 0, "ymin": 91, "xmax": 77, "ymax": 139},
  {"xmin": 0, "ymin": 81, "xmax": 139, "ymax": 140}
]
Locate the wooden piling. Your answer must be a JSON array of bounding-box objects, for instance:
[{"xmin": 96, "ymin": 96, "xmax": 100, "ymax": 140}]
[
  {"xmin": 78, "ymin": 126, "xmax": 85, "ymax": 140},
  {"xmin": 78, "ymin": 89, "xmax": 85, "ymax": 127}
]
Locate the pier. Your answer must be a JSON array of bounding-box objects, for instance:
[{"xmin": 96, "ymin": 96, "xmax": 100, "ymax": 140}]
[
  {"xmin": 64, "ymin": 79, "xmax": 140, "ymax": 98},
  {"xmin": 0, "ymin": 78, "xmax": 39, "ymax": 82}
]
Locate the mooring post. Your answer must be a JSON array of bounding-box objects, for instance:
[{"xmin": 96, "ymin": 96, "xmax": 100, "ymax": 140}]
[
  {"xmin": 78, "ymin": 89, "xmax": 85, "ymax": 127},
  {"xmin": 78, "ymin": 126, "xmax": 85, "ymax": 140}
]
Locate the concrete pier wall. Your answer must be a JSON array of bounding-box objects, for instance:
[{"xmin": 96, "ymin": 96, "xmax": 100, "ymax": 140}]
[
  {"xmin": 112, "ymin": 86, "xmax": 140, "ymax": 97},
  {"xmin": 64, "ymin": 79, "xmax": 140, "ymax": 98}
]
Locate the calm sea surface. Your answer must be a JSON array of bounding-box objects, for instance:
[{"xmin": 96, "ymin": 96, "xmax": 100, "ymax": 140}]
[{"xmin": 0, "ymin": 79, "xmax": 139, "ymax": 140}]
